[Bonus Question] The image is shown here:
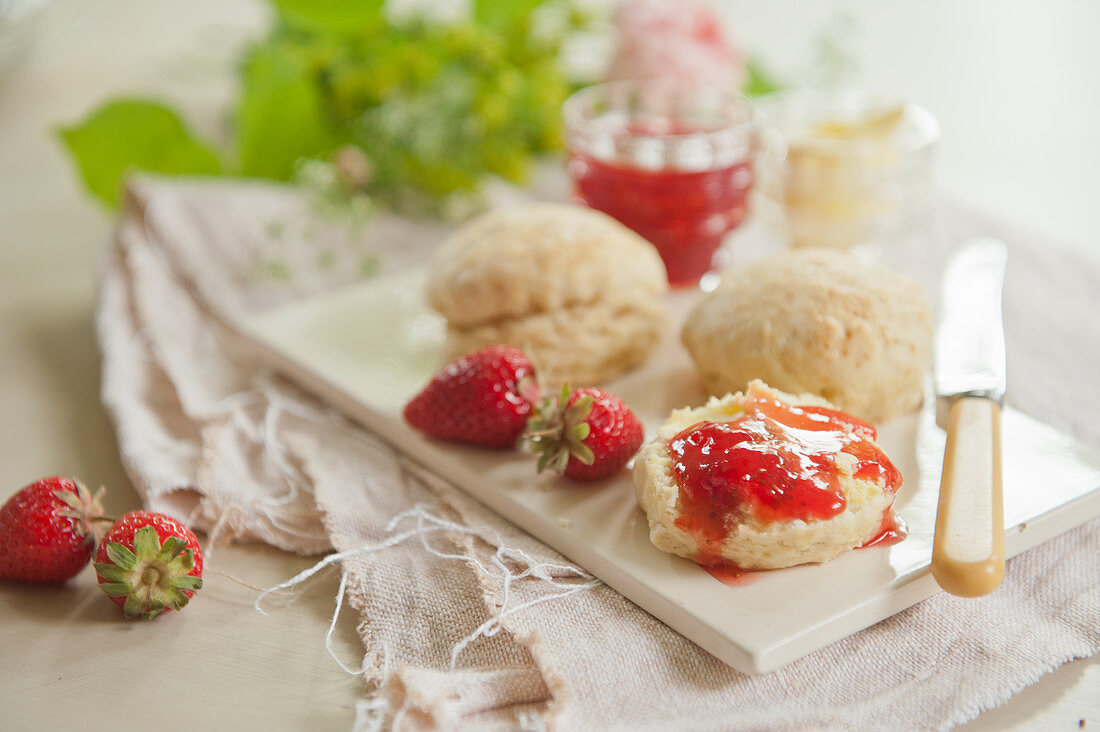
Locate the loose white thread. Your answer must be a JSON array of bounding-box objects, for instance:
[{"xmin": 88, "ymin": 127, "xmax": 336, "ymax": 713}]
[
  {"xmin": 207, "ymin": 567, "xmax": 267, "ymax": 592},
  {"xmin": 392, "ymin": 505, "xmax": 601, "ymax": 671},
  {"xmin": 255, "ymin": 504, "xmax": 600, "ymax": 678},
  {"xmin": 350, "ymin": 639, "xmax": 394, "ymax": 732},
  {"xmin": 326, "ymin": 570, "xmax": 364, "ymax": 675},
  {"xmin": 200, "ymin": 505, "xmax": 236, "ymax": 562}
]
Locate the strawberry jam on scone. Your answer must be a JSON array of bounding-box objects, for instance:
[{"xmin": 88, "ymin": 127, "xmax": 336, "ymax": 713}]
[{"xmin": 634, "ymin": 380, "xmax": 905, "ymax": 571}]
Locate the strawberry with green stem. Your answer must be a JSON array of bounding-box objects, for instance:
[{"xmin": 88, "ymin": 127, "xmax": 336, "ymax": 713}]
[
  {"xmin": 94, "ymin": 511, "xmax": 203, "ymax": 620},
  {"xmin": 522, "ymin": 385, "xmax": 645, "ymax": 481}
]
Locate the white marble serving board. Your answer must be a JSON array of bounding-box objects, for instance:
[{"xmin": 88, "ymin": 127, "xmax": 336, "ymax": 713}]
[{"xmin": 237, "ymin": 266, "xmax": 1100, "ymax": 674}]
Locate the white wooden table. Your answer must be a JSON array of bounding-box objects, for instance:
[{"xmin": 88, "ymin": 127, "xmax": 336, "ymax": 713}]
[{"xmin": 0, "ymin": 0, "xmax": 1094, "ymax": 728}]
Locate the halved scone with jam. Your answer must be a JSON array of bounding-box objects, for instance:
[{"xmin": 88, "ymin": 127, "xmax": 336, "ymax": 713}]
[{"xmin": 633, "ymin": 380, "xmax": 903, "ymax": 570}]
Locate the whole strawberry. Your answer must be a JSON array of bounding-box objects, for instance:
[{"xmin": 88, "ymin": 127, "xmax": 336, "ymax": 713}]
[
  {"xmin": 94, "ymin": 511, "xmax": 203, "ymax": 620},
  {"xmin": 522, "ymin": 386, "xmax": 644, "ymax": 481},
  {"xmin": 403, "ymin": 344, "xmax": 539, "ymax": 448},
  {"xmin": 0, "ymin": 477, "xmax": 106, "ymax": 583}
]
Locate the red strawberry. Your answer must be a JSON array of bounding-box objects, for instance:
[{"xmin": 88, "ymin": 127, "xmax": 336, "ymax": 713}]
[
  {"xmin": 0, "ymin": 477, "xmax": 107, "ymax": 583},
  {"xmin": 522, "ymin": 385, "xmax": 644, "ymax": 481},
  {"xmin": 94, "ymin": 511, "xmax": 203, "ymax": 620},
  {"xmin": 403, "ymin": 344, "xmax": 539, "ymax": 448}
]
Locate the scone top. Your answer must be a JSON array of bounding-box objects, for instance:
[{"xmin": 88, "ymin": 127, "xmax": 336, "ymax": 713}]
[
  {"xmin": 426, "ymin": 203, "xmax": 668, "ymax": 327},
  {"xmin": 681, "ymin": 248, "xmax": 933, "ymax": 424},
  {"xmin": 425, "ymin": 203, "xmax": 670, "ymax": 386}
]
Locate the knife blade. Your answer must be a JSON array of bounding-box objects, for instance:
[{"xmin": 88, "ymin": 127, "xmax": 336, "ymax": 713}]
[{"xmin": 931, "ymin": 238, "xmax": 1007, "ymax": 598}]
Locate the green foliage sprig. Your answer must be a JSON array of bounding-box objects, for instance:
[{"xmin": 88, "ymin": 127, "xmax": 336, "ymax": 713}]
[{"xmin": 59, "ymin": 0, "xmax": 584, "ymax": 213}]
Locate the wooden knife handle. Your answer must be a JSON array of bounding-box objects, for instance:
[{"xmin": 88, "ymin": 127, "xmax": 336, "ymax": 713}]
[{"xmin": 932, "ymin": 396, "xmax": 1005, "ymax": 597}]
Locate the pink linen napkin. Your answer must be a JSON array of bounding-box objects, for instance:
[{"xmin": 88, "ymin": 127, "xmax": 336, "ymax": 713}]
[{"xmin": 97, "ymin": 175, "xmax": 1098, "ymax": 730}]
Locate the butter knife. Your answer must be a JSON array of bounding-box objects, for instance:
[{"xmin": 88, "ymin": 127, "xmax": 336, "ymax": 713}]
[{"xmin": 932, "ymin": 238, "xmax": 1007, "ymax": 597}]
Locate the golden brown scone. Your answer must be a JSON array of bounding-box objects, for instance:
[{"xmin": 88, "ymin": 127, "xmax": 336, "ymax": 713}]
[
  {"xmin": 427, "ymin": 204, "xmax": 668, "ymax": 385},
  {"xmin": 634, "ymin": 380, "xmax": 901, "ymax": 569},
  {"xmin": 681, "ymin": 249, "xmax": 932, "ymax": 423}
]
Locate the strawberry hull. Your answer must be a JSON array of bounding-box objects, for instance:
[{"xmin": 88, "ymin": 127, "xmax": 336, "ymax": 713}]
[{"xmin": 94, "ymin": 511, "xmax": 204, "ymax": 620}]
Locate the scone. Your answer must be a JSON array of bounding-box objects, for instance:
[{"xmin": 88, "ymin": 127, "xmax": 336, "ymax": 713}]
[
  {"xmin": 633, "ymin": 380, "xmax": 903, "ymax": 570},
  {"xmin": 681, "ymin": 248, "xmax": 932, "ymax": 423},
  {"xmin": 427, "ymin": 203, "xmax": 668, "ymax": 385}
]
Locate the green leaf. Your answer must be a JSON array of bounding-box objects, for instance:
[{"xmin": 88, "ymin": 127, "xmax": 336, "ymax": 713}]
[
  {"xmin": 57, "ymin": 99, "xmax": 222, "ymax": 209},
  {"xmin": 172, "ymin": 576, "xmax": 203, "ymax": 592},
  {"xmin": 236, "ymin": 43, "xmax": 335, "ymax": 180},
  {"xmin": 99, "ymin": 582, "xmax": 131, "ymax": 598},
  {"xmin": 94, "ymin": 563, "xmax": 130, "ymax": 584},
  {"xmin": 122, "ymin": 594, "xmax": 145, "ymax": 617},
  {"xmin": 167, "ymin": 551, "xmax": 196, "ymax": 576},
  {"xmin": 570, "ymin": 443, "xmax": 595, "ymax": 466},
  {"xmin": 104, "ymin": 542, "xmax": 138, "ymax": 571},
  {"xmin": 474, "ymin": 0, "xmax": 541, "ymax": 26},
  {"xmin": 565, "ymin": 394, "xmax": 593, "ymax": 428},
  {"xmin": 743, "ymin": 57, "xmax": 785, "ymax": 98},
  {"xmin": 133, "ymin": 526, "xmax": 159, "ymax": 560},
  {"xmin": 157, "ymin": 536, "xmax": 187, "ymax": 563},
  {"xmin": 269, "ymin": 0, "xmax": 383, "ymax": 34},
  {"xmin": 139, "ymin": 600, "xmax": 166, "ymax": 620},
  {"xmin": 164, "ymin": 590, "xmax": 192, "ymax": 611},
  {"xmin": 53, "ymin": 490, "xmax": 83, "ymax": 513},
  {"xmin": 536, "ymin": 450, "xmax": 555, "ymax": 474}
]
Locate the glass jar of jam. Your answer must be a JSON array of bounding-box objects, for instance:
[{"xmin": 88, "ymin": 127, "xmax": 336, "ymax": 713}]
[{"xmin": 563, "ymin": 81, "xmax": 759, "ymax": 287}]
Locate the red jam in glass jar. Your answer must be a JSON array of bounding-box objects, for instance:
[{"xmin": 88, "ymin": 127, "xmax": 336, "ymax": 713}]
[
  {"xmin": 570, "ymin": 154, "xmax": 754, "ymax": 286},
  {"xmin": 563, "ymin": 82, "xmax": 758, "ymax": 287}
]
